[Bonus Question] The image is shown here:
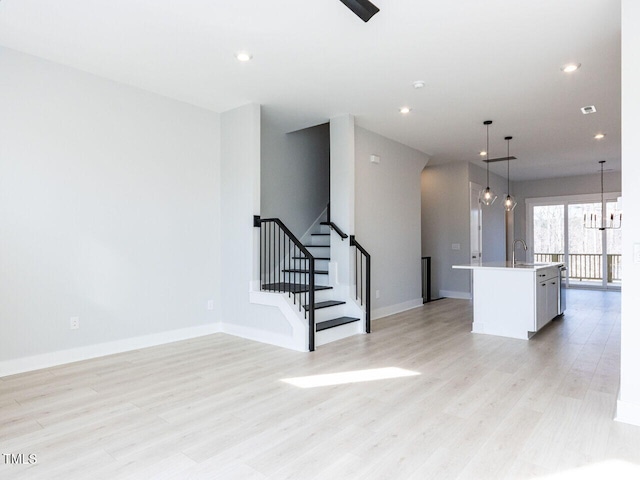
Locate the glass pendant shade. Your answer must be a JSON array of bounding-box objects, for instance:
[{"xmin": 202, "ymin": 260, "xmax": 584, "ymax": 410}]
[
  {"xmin": 481, "ymin": 187, "xmax": 498, "ymax": 206},
  {"xmin": 503, "ymin": 193, "xmax": 517, "ymax": 211}
]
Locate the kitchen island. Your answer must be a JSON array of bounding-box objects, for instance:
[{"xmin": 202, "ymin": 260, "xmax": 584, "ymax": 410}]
[{"xmin": 453, "ymin": 262, "xmax": 564, "ymax": 340}]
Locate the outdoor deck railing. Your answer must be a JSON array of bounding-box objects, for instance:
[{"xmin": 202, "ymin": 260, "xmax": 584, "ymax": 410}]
[{"xmin": 534, "ymin": 253, "xmax": 621, "ymax": 282}]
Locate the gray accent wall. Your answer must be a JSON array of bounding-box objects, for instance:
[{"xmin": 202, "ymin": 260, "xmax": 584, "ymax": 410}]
[
  {"xmin": 355, "ymin": 127, "xmax": 429, "ymax": 316},
  {"xmin": 421, "ymin": 162, "xmax": 508, "ymax": 299},
  {"xmin": 261, "ymin": 115, "xmax": 330, "ymax": 238},
  {"xmin": 469, "ymin": 163, "xmax": 509, "ymax": 263}
]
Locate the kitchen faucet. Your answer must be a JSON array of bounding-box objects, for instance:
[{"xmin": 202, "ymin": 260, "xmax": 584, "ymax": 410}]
[{"xmin": 512, "ymin": 239, "xmax": 528, "ymax": 266}]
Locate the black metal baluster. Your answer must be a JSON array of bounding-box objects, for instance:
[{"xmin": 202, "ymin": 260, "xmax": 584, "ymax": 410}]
[{"xmin": 360, "ymin": 251, "xmax": 363, "ymax": 305}]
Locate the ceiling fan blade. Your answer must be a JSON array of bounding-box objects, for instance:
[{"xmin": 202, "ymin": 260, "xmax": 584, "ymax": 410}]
[{"xmin": 339, "ymin": 0, "xmax": 380, "ymax": 23}]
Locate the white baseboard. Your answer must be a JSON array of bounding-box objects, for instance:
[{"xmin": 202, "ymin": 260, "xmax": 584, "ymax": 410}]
[
  {"xmin": 439, "ymin": 290, "xmax": 472, "ymax": 300},
  {"xmin": 372, "ymin": 298, "xmax": 424, "ymax": 321},
  {"xmin": 0, "ymin": 323, "xmax": 221, "ymax": 378},
  {"xmin": 221, "ymin": 322, "xmax": 307, "ymax": 352},
  {"xmin": 616, "ymin": 399, "xmax": 640, "ymax": 427}
]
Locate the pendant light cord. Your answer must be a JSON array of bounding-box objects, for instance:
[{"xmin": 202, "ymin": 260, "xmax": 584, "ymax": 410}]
[
  {"xmin": 601, "ymin": 161, "xmax": 605, "ymax": 229},
  {"xmin": 507, "ymin": 139, "xmax": 510, "ymax": 196},
  {"xmin": 486, "ymin": 123, "xmax": 490, "ymax": 187}
]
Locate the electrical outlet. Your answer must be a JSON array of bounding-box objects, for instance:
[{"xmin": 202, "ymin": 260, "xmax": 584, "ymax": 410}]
[
  {"xmin": 375, "ymin": 290, "xmax": 380, "ymax": 299},
  {"xmin": 207, "ymin": 300, "xmax": 214, "ymax": 310},
  {"xmin": 70, "ymin": 317, "xmax": 79, "ymax": 330},
  {"xmin": 452, "ymin": 243, "xmax": 461, "ymax": 251}
]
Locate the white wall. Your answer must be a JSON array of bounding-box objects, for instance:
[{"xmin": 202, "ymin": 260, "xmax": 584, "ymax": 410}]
[
  {"xmin": 330, "ymin": 115, "xmax": 356, "ymax": 287},
  {"xmin": 0, "ymin": 48, "xmax": 221, "ymax": 373},
  {"xmin": 261, "ymin": 116, "xmax": 330, "ymax": 238},
  {"xmin": 355, "ymin": 127, "xmax": 428, "ymax": 318},
  {"xmin": 618, "ymin": 0, "xmax": 640, "ymax": 426},
  {"xmin": 220, "ymin": 104, "xmax": 295, "ymax": 344}
]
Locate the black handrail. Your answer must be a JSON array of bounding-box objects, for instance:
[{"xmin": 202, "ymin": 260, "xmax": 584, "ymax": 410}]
[
  {"xmin": 350, "ymin": 235, "xmax": 371, "ymax": 333},
  {"xmin": 322, "ymin": 203, "xmax": 348, "ymax": 240},
  {"xmin": 321, "ymin": 221, "xmax": 348, "ymax": 240},
  {"xmin": 255, "ymin": 216, "xmax": 316, "ymax": 351}
]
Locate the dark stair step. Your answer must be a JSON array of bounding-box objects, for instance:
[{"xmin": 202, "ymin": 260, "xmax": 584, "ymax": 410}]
[
  {"xmin": 304, "ymin": 245, "xmax": 330, "ymax": 249},
  {"xmin": 261, "ymin": 283, "xmax": 333, "ymax": 293},
  {"xmin": 304, "ymin": 300, "xmax": 346, "ymax": 311},
  {"xmin": 311, "ymin": 233, "xmax": 330, "ymax": 236},
  {"xmin": 316, "ymin": 316, "xmax": 360, "ymax": 332},
  {"xmin": 292, "ymin": 256, "xmax": 330, "ymax": 261},
  {"xmin": 282, "ymin": 269, "xmax": 328, "ymax": 275}
]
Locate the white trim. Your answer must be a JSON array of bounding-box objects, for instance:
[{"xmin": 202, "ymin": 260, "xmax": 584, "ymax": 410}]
[
  {"xmin": 439, "ymin": 290, "xmax": 472, "ymax": 300},
  {"xmin": 372, "ymin": 298, "xmax": 423, "ymax": 320},
  {"xmin": 616, "ymin": 399, "xmax": 640, "ymax": 427},
  {"xmin": 0, "ymin": 323, "xmax": 221, "ymax": 378}
]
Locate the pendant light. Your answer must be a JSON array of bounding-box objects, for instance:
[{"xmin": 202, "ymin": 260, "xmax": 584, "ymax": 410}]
[
  {"xmin": 583, "ymin": 160, "xmax": 622, "ymax": 230},
  {"xmin": 480, "ymin": 120, "xmax": 497, "ymax": 206},
  {"xmin": 503, "ymin": 136, "xmax": 517, "ymax": 211}
]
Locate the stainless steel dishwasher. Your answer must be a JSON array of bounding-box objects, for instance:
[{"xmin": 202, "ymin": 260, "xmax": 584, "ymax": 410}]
[{"xmin": 558, "ymin": 266, "xmax": 567, "ymax": 315}]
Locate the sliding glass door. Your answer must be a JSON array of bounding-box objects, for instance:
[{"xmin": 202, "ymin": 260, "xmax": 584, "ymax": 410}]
[
  {"xmin": 568, "ymin": 203, "xmax": 603, "ymax": 287},
  {"xmin": 528, "ymin": 194, "xmax": 621, "ymax": 290}
]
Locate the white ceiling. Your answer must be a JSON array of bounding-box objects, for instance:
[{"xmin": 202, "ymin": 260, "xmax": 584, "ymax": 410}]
[{"xmin": 0, "ymin": 0, "xmax": 621, "ymax": 181}]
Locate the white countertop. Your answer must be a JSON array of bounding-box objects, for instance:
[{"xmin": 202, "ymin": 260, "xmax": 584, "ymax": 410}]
[{"xmin": 453, "ymin": 261, "xmax": 564, "ymax": 271}]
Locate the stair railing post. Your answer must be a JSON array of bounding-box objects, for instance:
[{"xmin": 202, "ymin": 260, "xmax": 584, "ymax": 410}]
[
  {"xmin": 365, "ymin": 252, "xmax": 371, "ymax": 333},
  {"xmin": 309, "ymin": 256, "xmax": 315, "ymax": 351}
]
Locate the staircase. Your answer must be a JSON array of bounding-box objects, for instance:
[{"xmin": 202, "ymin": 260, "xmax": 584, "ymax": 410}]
[{"xmin": 255, "ymin": 213, "xmax": 369, "ymax": 351}]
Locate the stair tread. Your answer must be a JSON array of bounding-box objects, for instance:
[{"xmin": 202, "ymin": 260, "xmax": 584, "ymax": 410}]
[
  {"xmin": 311, "ymin": 233, "xmax": 330, "ymax": 236},
  {"xmin": 282, "ymin": 269, "xmax": 328, "ymax": 274},
  {"xmin": 316, "ymin": 316, "xmax": 360, "ymax": 332},
  {"xmin": 304, "ymin": 245, "xmax": 330, "ymax": 248},
  {"xmin": 292, "ymin": 256, "xmax": 330, "ymax": 260},
  {"xmin": 304, "ymin": 300, "xmax": 346, "ymax": 311},
  {"xmin": 261, "ymin": 283, "xmax": 332, "ymax": 293}
]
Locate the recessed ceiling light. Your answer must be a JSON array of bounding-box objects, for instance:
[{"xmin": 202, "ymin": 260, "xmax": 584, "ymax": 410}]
[
  {"xmin": 479, "ymin": 151, "xmax": 487, "ymax": 156},
  {"xmin": 562, "ymin": 63, "xmax": 581, "ymax": 73},
  {"xmin": 235, "ymin": 51, "xmax": 253, "ymax": 62},
  {"xmin": 594, "ymin": 133, "xmax": 606, "ymax": 140},
  {"xmin": 413, "ymin": 80, "xmax": 426, "ymax": 89},
  {"xmin": 581, "ymin": 105, "xmax": 597, "ymax": 115},
  {"xmin": 399, "ymin": 107, "xmax": 412, "ymax": 114}
]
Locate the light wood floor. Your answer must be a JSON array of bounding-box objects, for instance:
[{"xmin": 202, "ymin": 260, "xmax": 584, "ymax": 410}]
[{"xmin": 2, "ymin": 290, "xmax": 640, "ymax": 479}]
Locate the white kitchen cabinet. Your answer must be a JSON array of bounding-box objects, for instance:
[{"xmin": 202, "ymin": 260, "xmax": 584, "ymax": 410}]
[{"xmin": 536, "ymin": 268, "xmax": 559, "ymax": 331}]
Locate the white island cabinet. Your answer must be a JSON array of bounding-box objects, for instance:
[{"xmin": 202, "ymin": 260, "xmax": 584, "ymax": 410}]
[{"xmin": 452, "ymin": 262, "xmax": 563, "ymax": 340}]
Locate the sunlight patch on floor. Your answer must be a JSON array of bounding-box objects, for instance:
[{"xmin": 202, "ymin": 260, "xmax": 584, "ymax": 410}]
[
  {"xmin": 281, "ymin": 367, "xmax": 420, "ymax": 388},
  {"xmin": 539, "ymin": 459, "xmax": 640, "ymax": 479}
]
